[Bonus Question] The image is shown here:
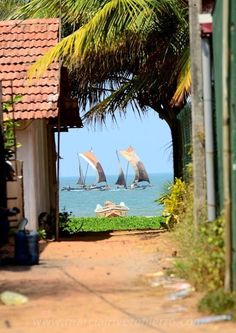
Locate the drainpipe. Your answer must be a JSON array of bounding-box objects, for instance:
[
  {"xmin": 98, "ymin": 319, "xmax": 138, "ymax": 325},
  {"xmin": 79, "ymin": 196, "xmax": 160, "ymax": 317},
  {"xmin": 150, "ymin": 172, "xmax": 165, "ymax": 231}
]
[
  {"xmin": 222, "ymin": 0, "xmax": 232, "ymax": 292},
  {"xmin": 201, "ymin": 38, "xmax": 216, "ymax": 221},
  {"xmin": 199, "ymin": 14, "xmax": 216, "ymax": 221}
]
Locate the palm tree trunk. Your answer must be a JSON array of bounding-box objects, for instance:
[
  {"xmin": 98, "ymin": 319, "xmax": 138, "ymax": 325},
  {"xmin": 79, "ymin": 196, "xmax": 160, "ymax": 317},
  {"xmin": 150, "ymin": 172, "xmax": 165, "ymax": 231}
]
[{"xmin": 170, "ymin": 120, "xmax": 183, "ymax": 179}]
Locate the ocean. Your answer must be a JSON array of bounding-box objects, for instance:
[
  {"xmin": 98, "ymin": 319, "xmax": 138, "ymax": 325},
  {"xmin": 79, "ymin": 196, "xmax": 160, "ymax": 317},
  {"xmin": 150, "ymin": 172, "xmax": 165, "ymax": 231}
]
[{"xmin": 59, "ymin": 173, "xmax": 173, "ymax": 217}]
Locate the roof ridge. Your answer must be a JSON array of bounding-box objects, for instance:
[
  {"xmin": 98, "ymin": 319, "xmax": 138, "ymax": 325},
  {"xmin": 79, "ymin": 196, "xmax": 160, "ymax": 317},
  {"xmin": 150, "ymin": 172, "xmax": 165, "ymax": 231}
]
[{"xmin": 0, "ymin": 18, "xmax": 60, "ymax": 26}]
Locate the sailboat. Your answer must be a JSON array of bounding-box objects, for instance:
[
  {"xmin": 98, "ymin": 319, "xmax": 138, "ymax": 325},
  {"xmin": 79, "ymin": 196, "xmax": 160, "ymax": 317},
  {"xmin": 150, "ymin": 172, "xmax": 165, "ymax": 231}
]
[
  {"xmin": 79, "ymin": 150, "xmax": 109, "ymax": 190},
  {"xmin": 76, "ymin": 153, "xmax": 86, "ymax": 189},
  {"xmin": 115, "ymin": 150, "xmax": 127, "ymax": 189},
  {"xmin": 118, "ymin": 146, "xmax": 151, "ymax": 189},
  {"xmin": 61, "ymin": 150, "xmax": 109, "ymax": 191}
]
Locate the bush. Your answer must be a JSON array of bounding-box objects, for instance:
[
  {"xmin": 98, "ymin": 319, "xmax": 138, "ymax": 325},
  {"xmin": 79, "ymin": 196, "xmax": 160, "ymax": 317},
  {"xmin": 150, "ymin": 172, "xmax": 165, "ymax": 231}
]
[
  {"xmin": 157, "ymin": 177, "xmax": 225, "ymax": 292},
  {"xmin": 37, "ymin": 228, "xmax": 47, "ymax": 240},
  {"xmin": 173, "ymin": 215, "xmax": 225, "ymax": 291},
  {"xmin": 198, "ymin": 289, "xmax": 236, "ymax": 315},
  {"xmin": 59, "ymin": 215, "xmax": 163, "ymax": 234},
  {"xmin": 156, "ymin": 178, "xmax": 188, "ymax": 229}
]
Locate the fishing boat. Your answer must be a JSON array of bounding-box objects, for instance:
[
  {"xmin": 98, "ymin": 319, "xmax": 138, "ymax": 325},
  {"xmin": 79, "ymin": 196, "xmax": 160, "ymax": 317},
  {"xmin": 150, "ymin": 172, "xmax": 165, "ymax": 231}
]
[
  {"xmin": 61, "ymin": 150, "xmax": 109, "ymax": 191},
  {"xmin": 118, "ymin": 146, "xmax": 151, "ymax": 189},
  {"xmin": 76, "ymin": 153, "xmax": 87, "ymax": 189},
  {"xmin": 115, "ymin": 150, "xmax": 127, "ymax": 189},
  {"xmin": 79, "ymin": 150, "xmax": 109, "ymax": 190},
  {"xmin": 95, "ymin": 201, "xmax": 129, "ymax": 217}
]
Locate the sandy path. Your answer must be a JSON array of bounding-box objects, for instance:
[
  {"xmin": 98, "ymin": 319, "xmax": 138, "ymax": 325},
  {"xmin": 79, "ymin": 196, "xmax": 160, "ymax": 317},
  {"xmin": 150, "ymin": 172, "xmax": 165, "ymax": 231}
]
[{"xmin": 0, "ymin": 230, "xmax": 235, "ymax": 333}]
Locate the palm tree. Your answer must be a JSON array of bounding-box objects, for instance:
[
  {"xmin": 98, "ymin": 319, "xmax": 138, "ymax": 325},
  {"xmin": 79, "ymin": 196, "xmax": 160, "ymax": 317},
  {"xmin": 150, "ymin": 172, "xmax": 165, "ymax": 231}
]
[
  {"xmin": 12, "ymin": 0, "xmax": 190, "ymax": 176},
  {"xmin": 0, "ymin": 0, "xmax": 25, "ymax": 20}
]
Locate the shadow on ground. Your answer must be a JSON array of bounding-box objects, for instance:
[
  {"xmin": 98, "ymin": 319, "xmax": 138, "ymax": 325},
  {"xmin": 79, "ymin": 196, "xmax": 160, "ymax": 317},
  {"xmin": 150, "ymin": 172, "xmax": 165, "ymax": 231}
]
[
  {"xmin": 0, "ymin": 238, "xmax": 48, "ymax": 271},
  {"xmin": 59, "ymin": 231, "xmax": 112, "ymax": 242}
]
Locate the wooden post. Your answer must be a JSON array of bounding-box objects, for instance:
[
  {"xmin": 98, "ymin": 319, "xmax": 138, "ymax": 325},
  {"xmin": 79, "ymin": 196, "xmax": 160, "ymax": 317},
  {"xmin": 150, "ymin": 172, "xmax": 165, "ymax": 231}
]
[{"xmin": 189, "ymin": 0, "xmax": 207, "ymax": 225}]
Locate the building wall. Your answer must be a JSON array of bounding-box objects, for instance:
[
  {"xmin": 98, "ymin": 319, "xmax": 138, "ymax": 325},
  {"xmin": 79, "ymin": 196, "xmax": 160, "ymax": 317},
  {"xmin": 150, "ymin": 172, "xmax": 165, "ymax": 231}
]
[
  {"xmin": 6, "ymin": 160, "xmax": 24, "ymax": 228},
  {"xmin": 16, "ymin": 119, "xmax": 52, "ymax": 230}
]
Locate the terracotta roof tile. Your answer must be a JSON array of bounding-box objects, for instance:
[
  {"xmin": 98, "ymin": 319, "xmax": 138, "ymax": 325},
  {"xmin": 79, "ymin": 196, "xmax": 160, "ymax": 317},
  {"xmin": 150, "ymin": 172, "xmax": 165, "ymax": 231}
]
[{"xmin": 0, "ymin": 18, "xmax": 60, "ymax": 120}]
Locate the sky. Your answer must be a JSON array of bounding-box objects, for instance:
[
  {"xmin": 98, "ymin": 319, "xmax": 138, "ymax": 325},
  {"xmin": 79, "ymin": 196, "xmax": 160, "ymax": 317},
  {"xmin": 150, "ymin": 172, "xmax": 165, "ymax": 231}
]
[{"xmin": 59, "ymin": 108, "xmax": 173, "ymax": 177}]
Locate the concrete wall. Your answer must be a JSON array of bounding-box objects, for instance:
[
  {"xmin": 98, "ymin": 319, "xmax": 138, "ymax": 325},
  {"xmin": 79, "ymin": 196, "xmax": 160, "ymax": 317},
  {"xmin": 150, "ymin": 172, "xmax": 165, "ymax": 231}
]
[{"xmin": 16, "ymin": 119, "xmax": 52, "ymax": 230}]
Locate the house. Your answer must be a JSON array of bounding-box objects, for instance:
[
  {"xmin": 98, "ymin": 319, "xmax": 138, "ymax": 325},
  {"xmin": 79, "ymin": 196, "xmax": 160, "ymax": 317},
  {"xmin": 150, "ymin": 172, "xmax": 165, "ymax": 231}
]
[{"xmin": 0, "ymin": 19, "xmax": 82, "ymax": 231}]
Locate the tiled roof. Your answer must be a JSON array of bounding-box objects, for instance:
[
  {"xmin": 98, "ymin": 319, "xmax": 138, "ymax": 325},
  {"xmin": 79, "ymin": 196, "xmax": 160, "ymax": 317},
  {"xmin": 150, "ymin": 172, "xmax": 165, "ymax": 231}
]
[{"xmin": 0, "ymin": 19, "xmax": 60, "ymax": 120}]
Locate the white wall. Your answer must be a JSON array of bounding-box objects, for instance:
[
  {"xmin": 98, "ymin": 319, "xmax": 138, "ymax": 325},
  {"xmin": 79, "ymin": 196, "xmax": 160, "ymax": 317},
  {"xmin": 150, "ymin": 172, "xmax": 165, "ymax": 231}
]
[
  {"xmin": 7, "ymin": 160, "xmax": 24, "ymax": 228},
  {"xmin": 16, "ymin": 119, "xmax": 51, "ymax": 230}
]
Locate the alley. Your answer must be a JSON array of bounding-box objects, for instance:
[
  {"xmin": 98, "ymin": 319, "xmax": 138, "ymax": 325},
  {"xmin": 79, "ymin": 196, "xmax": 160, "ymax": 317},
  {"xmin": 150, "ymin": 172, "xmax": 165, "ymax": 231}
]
[{"xmin": 0, "ymin": 230, "xmax": 235, "ymax": 333}]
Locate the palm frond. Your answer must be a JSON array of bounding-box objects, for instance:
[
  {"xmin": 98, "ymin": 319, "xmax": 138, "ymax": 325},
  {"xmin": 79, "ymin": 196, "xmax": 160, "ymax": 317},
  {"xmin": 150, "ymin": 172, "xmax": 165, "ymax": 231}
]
[
  {"xmin": 12, "ymin": 0, "xmax": 190, "ymax": 119},
  {"xmin": 171, "ymin": 48, "xmax": 191, "ymax": 105},
  {"xmin": 171, "ymin": 63, "xmax": 191, "ymax": 105},
  {"xmin": 27, "ymin": 0, "xmax": 188, "ymax": 77},
  {"xmin": 10, "ymin": 0, "xmax": 104, "ymax": 23},
  {"xmin": 82, "ymin": 77, "xmax": 147, "ymax": 126},
  {"xmin": 0, "ymin": 0, "xmax": 25, "ymax": 20}
]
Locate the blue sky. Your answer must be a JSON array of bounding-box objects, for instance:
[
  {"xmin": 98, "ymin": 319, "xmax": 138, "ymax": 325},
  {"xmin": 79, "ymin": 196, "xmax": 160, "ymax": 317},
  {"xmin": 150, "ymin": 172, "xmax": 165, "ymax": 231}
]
[{"xmin": 59, "ymin": 108, "xmax": 173, "ymax": 177}]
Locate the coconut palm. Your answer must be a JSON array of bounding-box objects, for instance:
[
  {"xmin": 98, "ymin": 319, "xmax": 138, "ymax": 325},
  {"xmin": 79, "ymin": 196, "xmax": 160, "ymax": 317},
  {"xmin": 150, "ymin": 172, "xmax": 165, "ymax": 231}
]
[
  {"xmin": 0, "ymin": 0, "xmax": 25, "ymax": 20},
  {"xmin": 12, "ymin": 0, "xmax": 190, "ymax": 176},
  {"xmin": 12, "ymin": 0, "xmax": 189, "ymax": 106}
]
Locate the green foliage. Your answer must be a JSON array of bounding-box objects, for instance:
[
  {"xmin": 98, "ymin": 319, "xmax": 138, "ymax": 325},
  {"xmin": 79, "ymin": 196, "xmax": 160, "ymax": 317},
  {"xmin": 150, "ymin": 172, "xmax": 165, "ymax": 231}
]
[
  {"xmin": 158, "ymin": 177, "xmax": 225, "ymax": 292},
  {"xmin": 156, "ymin": 178, "xmax": 188, "ymax": 229},
  {"xmin": 12, "ymin": 0, "xmax": 190, "ymax": 125},
  {"xmin": 174, "ymin": 216, "xmax": 225, "ymax": 292},
  {"xmin": 59, "ymin": 210, "xmax": 73, "ymax": 225},
  {"xmin": 59, "ymin": 211, "xmax": 83, "ymax": 234},
  {"xmin": 3, "ymin": 119, "xmax": 20, "ymax": 150},
  {"xmin": 37, "ymin": 229, "xmax": 47, "ymax": 240},
  {"xmin": 0, "ymin": 0, "xmax": 25, "ymax": 20},
  {"xmin": 3, "ymin": 96, "xmax": 22, "ymax": 150},
  {"xmin": 60, "ymin": 215, "xmax": 163, "ymax": 234},
  {"xmin": 198, "ymin": 289, "xmax": 236, "ymax": 316}
]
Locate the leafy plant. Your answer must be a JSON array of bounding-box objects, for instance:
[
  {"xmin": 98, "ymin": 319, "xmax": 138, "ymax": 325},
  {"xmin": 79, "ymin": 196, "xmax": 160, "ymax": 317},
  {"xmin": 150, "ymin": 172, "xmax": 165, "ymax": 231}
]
[
  {"xmin": 198, "ymin": 289, "xmax": 236, "ymax": 316},
  {"xmin": 59, "ymin": 210, "xmax": 73, "ymax": 225},
  {"xmin": 37, "ymin": 228, "xmax": 47, "ymax": 240},
  {"xmin": 3, "ymin": 96, "xmax": 22, "ymax": 151},
  {"xmin": 156, "ymin": 178, "xmax": 188, "ymax": 229},
  {"xmin": 60, "ymin": 215, "xmax": 163, "ymax": 234},
  {"xmin": 157, "ymin": 177, "xmax": 225, "ymax": 292},
  {"xmin": 174, "ymin": 215, "xmax": 225, "ymax": 292}
]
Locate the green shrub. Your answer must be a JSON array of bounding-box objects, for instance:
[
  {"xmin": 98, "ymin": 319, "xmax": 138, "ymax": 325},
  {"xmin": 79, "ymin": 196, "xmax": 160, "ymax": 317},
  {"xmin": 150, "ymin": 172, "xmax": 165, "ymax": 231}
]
[
  {"xmin": 198, "ymin": 289, "xmax": 236, "ymax": 315},
  {"xmin": 37, "ymin": 228, "xmax": 47, "ymax": 240},
  {"xmin": 173, "ymin": 215, "xmax": 225, "ymax": 291},
  {"xmin": 157, "ymin": 177, "xmax": 225, "ymax": 292},
  {"xmin": 156, "ymin": 178, "xmax": 188, "ymax": 229},
  {"xmin": 59, "ymin": 215, "xmax": 163, "ymax": 234}
]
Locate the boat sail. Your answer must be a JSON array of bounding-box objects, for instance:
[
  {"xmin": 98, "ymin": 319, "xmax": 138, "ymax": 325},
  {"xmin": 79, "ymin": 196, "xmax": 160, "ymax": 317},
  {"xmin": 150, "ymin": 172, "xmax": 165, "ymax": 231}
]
[
  {"xmin": 61, "ymin": 150, "xmax": 109, "ymax": 191},
  {"xmin": 115, "ymin": 150, "xmax": 127, "ymax": 189},
  {"xmin": 79, "ymin": 150, "xmax": 109, "ymax": 190},
  {"xmin": 118, "ymin": 146, "xmax": 151, "ymax": 189},
  {"xmin": 76, "ymin": 154, "xmax": 86, "ymax": 189}
]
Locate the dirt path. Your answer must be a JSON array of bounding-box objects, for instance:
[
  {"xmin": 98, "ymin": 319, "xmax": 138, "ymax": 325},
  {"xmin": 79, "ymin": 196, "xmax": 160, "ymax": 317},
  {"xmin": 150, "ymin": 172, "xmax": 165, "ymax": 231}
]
[{"xmin": 0, "ymin": 230, "xmax": 235, "ymax": 333}]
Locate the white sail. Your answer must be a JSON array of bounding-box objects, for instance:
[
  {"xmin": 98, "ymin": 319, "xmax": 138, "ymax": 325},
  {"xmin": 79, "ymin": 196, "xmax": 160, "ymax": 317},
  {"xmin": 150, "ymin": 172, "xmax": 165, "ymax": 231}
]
[
  {"xmin": 76, "ymin": 155, "xmax": 85, "ymax": 186},
  {"xmin": 119, "ymin": 146, "xmax": 150, "ymax": 186},
  {"xmin": 79, "ymin": 150, "xmax": 107, "ymax": 184},
  {"xmin": 115, "ymin": 150, "xmax": 127, "ymax": 188}
]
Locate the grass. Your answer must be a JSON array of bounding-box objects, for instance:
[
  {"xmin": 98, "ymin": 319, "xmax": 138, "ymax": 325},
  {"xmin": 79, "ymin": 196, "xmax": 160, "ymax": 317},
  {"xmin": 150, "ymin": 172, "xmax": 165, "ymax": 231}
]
[
  {"xmin": 158, "ymin": 177, "xmax": 230, "ymax": 316},
  {"xmin": 172, "ymin": 215, "xmax": 225, "ymax": 292},
  {"xmin": 198, "ymin": 289, "xmax": 236, "ymax": 316},
  {"xmin": 60, "ymin": 215, "xmax": 164, "ymax": 234}
]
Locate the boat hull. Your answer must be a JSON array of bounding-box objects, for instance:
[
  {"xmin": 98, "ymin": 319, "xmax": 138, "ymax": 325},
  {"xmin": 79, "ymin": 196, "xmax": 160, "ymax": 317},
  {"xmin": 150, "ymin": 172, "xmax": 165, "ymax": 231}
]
[{"xmin": 95, "ymin": 202, "xmax": 129, "ymax": 217}]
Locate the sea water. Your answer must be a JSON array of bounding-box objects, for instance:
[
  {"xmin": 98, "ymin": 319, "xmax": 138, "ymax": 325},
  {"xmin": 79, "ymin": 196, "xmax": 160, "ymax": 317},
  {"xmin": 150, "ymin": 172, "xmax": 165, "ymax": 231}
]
[{"xmin": 59, "ymin": 173, "xmax": 173, "ymax": 217}]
